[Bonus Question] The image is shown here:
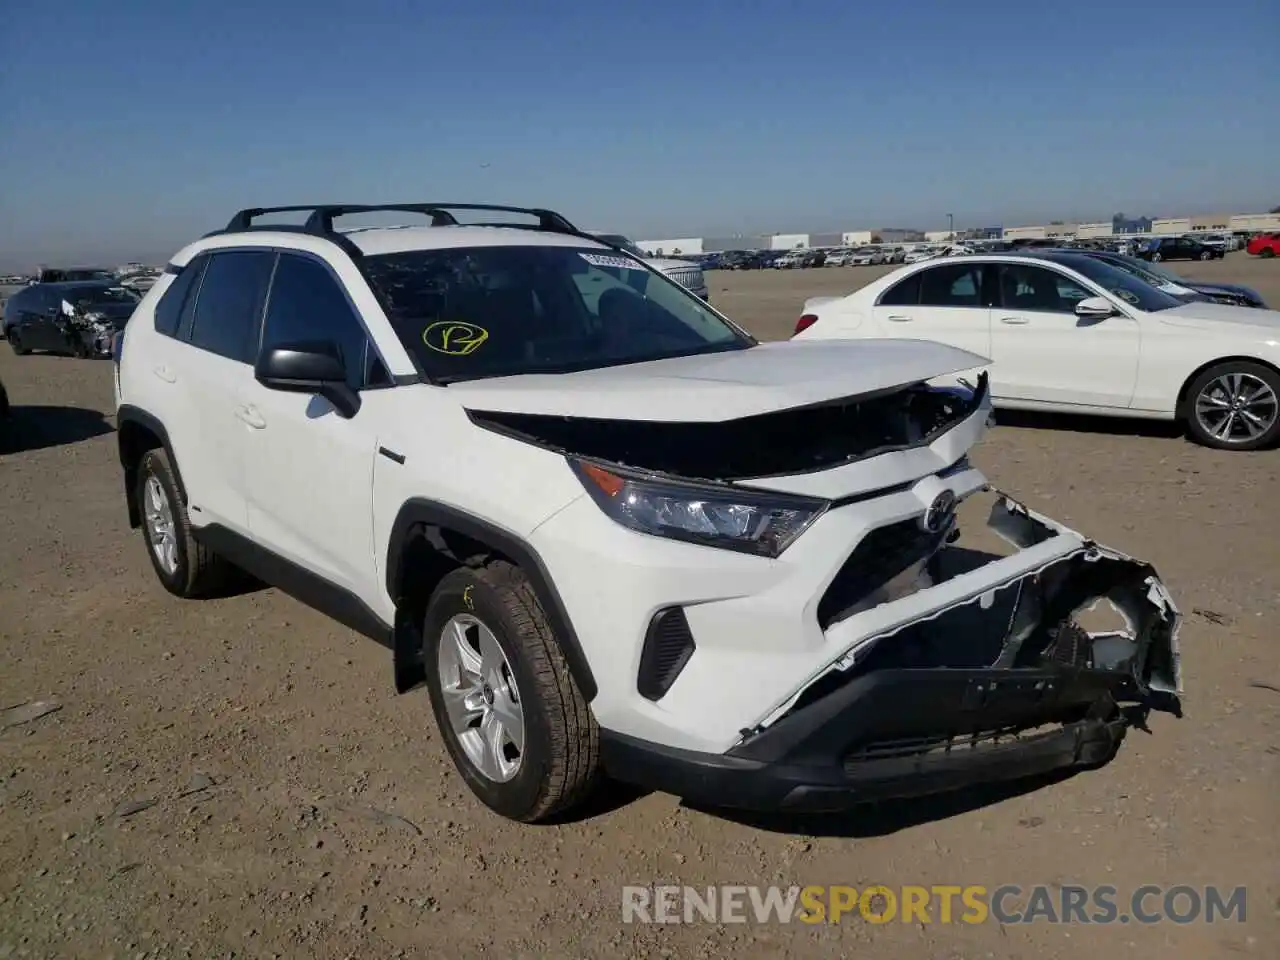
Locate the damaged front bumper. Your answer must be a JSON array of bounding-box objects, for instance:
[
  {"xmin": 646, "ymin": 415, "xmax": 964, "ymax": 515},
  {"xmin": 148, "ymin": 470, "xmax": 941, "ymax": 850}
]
[{"xmin": 600, "ymin": 493, "xmax": 1182, "ymax": 812}]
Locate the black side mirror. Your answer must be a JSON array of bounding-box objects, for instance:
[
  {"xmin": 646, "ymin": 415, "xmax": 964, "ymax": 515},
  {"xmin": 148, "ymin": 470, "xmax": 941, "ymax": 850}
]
[{"xmin": 255, "ymin": 340, "xmax": 361, "ymax": 418}]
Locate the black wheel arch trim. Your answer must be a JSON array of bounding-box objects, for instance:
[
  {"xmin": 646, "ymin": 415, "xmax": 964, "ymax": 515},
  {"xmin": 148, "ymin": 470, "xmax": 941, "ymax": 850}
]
[
  {"xmin": 116, "ymin": 404, "xmax": 188, "ymax": 528},
  {"xmin": 386, "ymin": 498, "xmax": 598, "ymax": 701}
]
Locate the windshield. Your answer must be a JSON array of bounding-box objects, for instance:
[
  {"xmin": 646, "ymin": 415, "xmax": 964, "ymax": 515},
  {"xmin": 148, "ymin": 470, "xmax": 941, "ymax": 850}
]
[
  {"xmin": 1093, "ymin": 254, "xmax": 1189, "ymax": 291},
  {"xmin": 69, "ymin": 285, "xmax": 140, "ymax": 307},
  {"xmin": 1063, "ymin": 256, "xmax": 1184, "ymax": 312},
  {"xmin": 362, "ymin": 245, "xmax": 753, "ymax": 382}
]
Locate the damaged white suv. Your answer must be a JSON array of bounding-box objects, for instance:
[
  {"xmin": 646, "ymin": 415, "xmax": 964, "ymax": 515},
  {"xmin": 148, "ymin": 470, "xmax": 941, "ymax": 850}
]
[{"xmin": 114, "ymin": 203, "xmax": 1183, "ymax": 823}]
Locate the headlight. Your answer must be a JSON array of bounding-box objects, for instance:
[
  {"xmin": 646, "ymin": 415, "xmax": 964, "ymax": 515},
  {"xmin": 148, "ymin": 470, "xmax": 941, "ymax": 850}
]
[{"xmin": 569, "ymin": 458, "xmax": 827, "ymax": 557}]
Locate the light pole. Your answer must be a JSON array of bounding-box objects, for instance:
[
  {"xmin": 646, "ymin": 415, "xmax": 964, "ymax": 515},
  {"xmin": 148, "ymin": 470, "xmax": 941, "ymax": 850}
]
[{"xmin": 947, "ymin": 213, "xmax": 954, "ymax": 239}]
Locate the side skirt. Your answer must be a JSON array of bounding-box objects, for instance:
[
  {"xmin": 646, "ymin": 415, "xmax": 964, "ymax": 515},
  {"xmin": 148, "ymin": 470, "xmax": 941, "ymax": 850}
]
[{"xmin": 193, "ymin": 524, "xmax": 394, "ymax": 649}]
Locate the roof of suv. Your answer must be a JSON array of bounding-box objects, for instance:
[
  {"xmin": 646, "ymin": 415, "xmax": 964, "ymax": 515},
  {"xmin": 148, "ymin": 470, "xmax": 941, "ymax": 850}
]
[{"xmin": 187, "ymin": 203, "xmax": 623, "ymax": 263}]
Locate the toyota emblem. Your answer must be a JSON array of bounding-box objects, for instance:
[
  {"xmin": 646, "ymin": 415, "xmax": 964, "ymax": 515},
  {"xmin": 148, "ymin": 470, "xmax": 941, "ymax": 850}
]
[{"xmin": 921, "ymin": 489, "xmax": 957, "ymax": 533}]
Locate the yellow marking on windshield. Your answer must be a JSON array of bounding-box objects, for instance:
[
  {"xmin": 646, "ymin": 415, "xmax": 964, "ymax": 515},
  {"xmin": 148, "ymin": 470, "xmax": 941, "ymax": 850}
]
[{"xmin": 423, "ymin": 321, "xmax": 489, "ymax": 356}]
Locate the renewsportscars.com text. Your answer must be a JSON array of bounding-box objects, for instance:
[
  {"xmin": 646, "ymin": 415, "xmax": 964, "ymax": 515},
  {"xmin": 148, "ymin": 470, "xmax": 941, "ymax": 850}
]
[{"xmin": 622, "ymin": 884, "xmax": 1247, "ymax": 925}]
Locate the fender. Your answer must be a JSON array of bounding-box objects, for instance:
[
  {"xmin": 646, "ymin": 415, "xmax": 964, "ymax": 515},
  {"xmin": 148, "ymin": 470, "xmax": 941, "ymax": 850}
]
[
  {"xmin": 386, "ymin": 499, "xmax": 598, "ymax": 702},
  {"xmin": 117, "ymin": 405, "xmax": 188, "ymax": 528}
]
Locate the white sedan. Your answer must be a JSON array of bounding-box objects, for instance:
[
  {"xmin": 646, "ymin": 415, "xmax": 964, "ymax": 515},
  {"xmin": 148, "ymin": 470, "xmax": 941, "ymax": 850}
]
[{"xmin": 792, "ymin": 250, "xmax": 1280, "ymax": 450}]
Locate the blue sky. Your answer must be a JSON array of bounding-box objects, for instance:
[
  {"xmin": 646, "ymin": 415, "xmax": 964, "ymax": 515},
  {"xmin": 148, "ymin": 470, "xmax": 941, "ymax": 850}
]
[{"xmin": 1, "ymin": 0, "xmax": 1276, "ymax": 268}]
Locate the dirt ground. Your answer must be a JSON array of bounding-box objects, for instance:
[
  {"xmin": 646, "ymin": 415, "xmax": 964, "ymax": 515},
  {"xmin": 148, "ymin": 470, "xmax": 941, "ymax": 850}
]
[{"xmin": 2, "ymin": 255, "xmax": 1278, "ymax": 959}]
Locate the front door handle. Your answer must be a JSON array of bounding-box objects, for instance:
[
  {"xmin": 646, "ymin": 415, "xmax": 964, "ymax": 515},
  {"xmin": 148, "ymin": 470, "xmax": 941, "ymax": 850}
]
[
  {"xmin": 235, "ymin": 405, "xmax": 266, "ymax": 429},
  {"xmin": 152, "ymin": 365, "xmax": 176, "ymax": 383},
  {"xmin": 999, "ymin": 316, "xmax": 1029, "ymax": 325},
  {"xmin": 885, "ymin": 315, "xmax": 912, "ymax": 322}
]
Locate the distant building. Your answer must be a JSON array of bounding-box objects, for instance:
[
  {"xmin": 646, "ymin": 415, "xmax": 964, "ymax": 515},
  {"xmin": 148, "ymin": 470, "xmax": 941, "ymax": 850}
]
[
  {"xmin": 769, "ymin": 234, "xmax": 809, "ymax": 250},
  {"xmin": 636, "ymin": 237, "xmax": 704, "ymax": 256}
]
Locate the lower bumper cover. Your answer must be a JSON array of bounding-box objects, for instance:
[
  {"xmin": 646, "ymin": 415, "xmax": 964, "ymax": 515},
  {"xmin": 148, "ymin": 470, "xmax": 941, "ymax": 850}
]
[
  {"xmin": 602, "ymin": 666, "xmax": 1138, "ymax": 812},
  {"xmin": 601, "ymin": 497, "xmax": 1181, "ymax": 812}
]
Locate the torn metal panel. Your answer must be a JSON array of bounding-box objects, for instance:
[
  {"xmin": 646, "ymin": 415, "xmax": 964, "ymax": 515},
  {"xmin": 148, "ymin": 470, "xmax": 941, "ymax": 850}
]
[{"xmin": 747, "ymin": 489, "xmax": 1182, "ymax": 739}]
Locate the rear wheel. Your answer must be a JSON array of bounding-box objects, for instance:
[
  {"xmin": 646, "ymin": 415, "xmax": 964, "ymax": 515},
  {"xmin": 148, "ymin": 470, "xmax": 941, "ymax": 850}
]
[
  {"xmin": 1151, "ymin": 252, "xmax": 1164, "ymax": 262},
  {"xmin": 1184, "ymin": 361, "xmax": 1280, "ymax": 451},
  {"xmin": 422, "ymin": 562, "xmax": 600, "ymax": 822},
  {"xmin": 8, "ymin": 330, "xmax": 28, "ymax": 355},
  {"xmin": 136, "ymin": 448, "xmax": 236, "ymax": 596},
  {"xmin": 1260, "ymin": 248, "xmax": 1276, "ymax": 259},
  {"xmin": 1200, "ymin": 250, "xmax": 1212, "ymax": 261}
]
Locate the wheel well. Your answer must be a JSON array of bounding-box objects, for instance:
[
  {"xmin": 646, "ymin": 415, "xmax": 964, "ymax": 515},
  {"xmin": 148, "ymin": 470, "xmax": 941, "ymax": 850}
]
[
  {"xmin": 393, "ymin": 524, "xmax": 501, "ymax": 621},
  {"xmin": 1176, "ymin": 356, "xmax": 1280, "ymax": 419},
  {"xmin": 117, "ymin": 419, "xmax": 164, "ymax": 528},
  {"xmin": 386, "ymin": 503, "xmax": 598, "ymax": 701}
]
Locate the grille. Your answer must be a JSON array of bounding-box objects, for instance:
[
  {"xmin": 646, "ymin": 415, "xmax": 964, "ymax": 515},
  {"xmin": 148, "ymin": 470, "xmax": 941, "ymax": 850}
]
[
  {"xmin": 816, "ymin": 518, "xmax": 948, "ymax": 629},
  {"xmin": 665, "ymin": 267, "xmax": 704, "ymax": 290},
  {"xmin": 844, "ymin": 722, "xmax": 1066, "ymax": 767},
  {"xmin": 637, "ymin": 607, "xmax": 697, "ymax": 701}
]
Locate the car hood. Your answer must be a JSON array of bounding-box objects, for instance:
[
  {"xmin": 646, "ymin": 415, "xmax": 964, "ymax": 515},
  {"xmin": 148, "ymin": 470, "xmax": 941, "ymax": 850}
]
[
  {"xmin": 446, "ymin": 339, "xmax": 991, "ymax": 422},
  {"xmin": 648, "ymin": 257, "xmax": 702, "ymax": 273},
  {"xmin": 1158, "ymin": 302, "xmax": 1280, "ymax": 331},
  {"xmin": 1188, "ymin": 281, "xmax": 1261, "ymax": 300}
]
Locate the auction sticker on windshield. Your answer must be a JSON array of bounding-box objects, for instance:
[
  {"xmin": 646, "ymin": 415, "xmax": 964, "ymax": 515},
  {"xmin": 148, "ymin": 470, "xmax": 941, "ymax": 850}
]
[
  {"xmin": 423, "ymin": 321, "xmax": 489, "ymax": 356},
  {"xmin": 579, "ymin": 252, "xmax": 642, "ymax": 271}
]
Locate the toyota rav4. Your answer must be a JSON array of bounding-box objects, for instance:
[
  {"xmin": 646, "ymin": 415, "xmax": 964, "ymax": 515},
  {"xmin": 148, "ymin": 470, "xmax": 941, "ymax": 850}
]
[{"xmin": 113, "ymin": 203, "xmax": 1183, "ymax": 823}]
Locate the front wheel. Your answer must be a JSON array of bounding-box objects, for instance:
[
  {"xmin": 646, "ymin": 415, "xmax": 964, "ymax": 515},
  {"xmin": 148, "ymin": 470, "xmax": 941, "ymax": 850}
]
[
  {"xmin": 1259, "ymin": 248, "xmax": 1276, "ymax": 259},
  {"xmin": 1151, "ymin": 252, "xmax": 1164, "ymax": 262},
  {"xmin": 1184, "ymin": 361, "xmax": 1280, "ymax": 451},
  {"xmin": 423, "ymin": 562, "xmax": 600, "ymax": 822},
  {"xmin": 1200, "ymin": 250, "xmax": 1213, "ymax": 261}
]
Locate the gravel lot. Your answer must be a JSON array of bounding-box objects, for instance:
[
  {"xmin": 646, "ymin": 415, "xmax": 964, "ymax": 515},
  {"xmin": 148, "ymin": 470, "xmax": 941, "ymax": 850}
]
[{"xmin": 2, "ymin": 255, "xmax": 1278, "ymax": 959}]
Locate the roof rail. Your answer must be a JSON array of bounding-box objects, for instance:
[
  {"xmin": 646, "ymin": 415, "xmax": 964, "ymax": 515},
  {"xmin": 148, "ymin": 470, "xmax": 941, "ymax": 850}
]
[
  {"xmin": 204, "ymin": 203, "xmax": 631, "ymax": 263},
  {"xmin": 221, "ymin": 203, "xmax": 581, "ymax": 236}
]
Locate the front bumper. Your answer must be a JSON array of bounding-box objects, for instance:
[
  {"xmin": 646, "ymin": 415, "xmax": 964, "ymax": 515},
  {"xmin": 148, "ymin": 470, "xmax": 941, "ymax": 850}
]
[
  {"xmin": 584, "ymin": 494, "xmax": 1181, "ymax": 811},
  {"xmin": 602, "ymin": 667, "xmax": 1136, "ymax": 812}
]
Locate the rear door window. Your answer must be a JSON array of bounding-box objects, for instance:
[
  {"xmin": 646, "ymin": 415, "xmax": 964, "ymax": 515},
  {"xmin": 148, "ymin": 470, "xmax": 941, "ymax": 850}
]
[
  {"xmin": 917, "ymin": 263, "xmax": 984, "ymax": 307},
  {"xmin": 154, "ymin": 260, "xmax": 204, "ymax": 337}
]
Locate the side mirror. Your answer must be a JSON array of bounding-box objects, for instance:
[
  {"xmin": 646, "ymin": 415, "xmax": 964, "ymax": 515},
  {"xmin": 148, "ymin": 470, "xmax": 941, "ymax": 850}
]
[
  {"xmin": 255, "ymin": 340, "xmax": 361, "ymax": 418},
  {"xmin": 1074, "ymin": 296, "xmax": 1116, "ymax": 321}
]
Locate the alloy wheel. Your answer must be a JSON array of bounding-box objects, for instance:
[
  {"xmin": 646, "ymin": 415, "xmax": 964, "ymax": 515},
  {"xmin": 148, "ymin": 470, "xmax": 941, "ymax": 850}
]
[
  {"xmin": 143, "ymin": 475, "xmax": 178, "ymax": 574},
  {"xmin": 437, "ymin": 614, "xmax": 525, "ymax": 782},
  {"xmin": 1194, "ymin": 373, "xmax": 1279, "ymax": 445}
]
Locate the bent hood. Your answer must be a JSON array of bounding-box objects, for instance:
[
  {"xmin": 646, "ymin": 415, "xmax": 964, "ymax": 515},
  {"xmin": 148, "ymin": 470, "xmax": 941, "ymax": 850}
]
[{"xmin": 445, "ymin": 339, "xmax": 990, "ymax": 422}]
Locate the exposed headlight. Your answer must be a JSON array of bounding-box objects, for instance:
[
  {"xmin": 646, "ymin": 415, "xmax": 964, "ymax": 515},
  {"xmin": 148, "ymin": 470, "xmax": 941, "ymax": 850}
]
[{"xmin": 569, "ymin": 458, "xmax": 827, "ymax": 557}]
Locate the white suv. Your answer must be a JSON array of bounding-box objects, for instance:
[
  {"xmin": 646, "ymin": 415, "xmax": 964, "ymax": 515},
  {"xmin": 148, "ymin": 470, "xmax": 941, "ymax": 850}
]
[{"xmin": 113, "ymin": 203, "xmax": 1183, "ymax": 823}]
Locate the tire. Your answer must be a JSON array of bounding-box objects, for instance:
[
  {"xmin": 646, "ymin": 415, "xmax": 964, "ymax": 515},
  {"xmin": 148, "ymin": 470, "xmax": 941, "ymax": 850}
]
[
  {"xmin": 8, "ymin": 330, "xmax": 28, "ymax": 355},
  {"xmin": 1259, "ymin": 248, "xmax": 1275, "ymax": 259},
  {"xmin": 1200, "ymin": 251, "xmax": 1212, "ymax": 261},
  {"xmin": 135, "ymin": 448, "xmax": 236, "ymax": 597},
  {"xmin": 1183, "ymin": 361, "xmax": 1280, "ymax": 451},
  {"xmin": 422, "ymin": 561, "xmax": 600, "ymax": 822},
  {"xmin": 1151, "ymin": 252, "xmax": 1163, "ymax": 262}
]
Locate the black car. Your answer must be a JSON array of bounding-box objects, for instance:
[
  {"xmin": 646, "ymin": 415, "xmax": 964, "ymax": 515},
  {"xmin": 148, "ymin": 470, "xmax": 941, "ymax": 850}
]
[
  {"xmin": 1047, "ymin": 249, "xmax": 1267, "ymax": 308},
  {"xmin": 3, "ymin": 281, "xmax": 139, "ymax": 357},
  {"xmin": 1136, "ymin": 236, "xmax": 1224, "ymax": 263}
]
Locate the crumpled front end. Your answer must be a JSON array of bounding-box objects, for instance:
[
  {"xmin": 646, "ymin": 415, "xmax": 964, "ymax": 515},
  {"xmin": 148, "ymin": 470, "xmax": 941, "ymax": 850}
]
[{"xmin": 597, "ymin": 489, "xmax": 1182, "ymax": 813}]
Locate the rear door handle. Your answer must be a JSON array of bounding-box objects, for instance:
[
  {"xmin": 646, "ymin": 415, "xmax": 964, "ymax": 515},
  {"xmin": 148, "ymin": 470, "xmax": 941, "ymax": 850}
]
[
  {"xmin": 886, "ymin": 315, "xmax": 912, "ymax": 322},
  {"xmin": 152, "ymin": 365, "xmax": 176, "ymax": 383},
  {"xmin": 235, "ymin": 405, "xmax": 266, "ymax": 429},
  {"xmin": 999, "ymin": 316, "xmax": 1029, "ymax": 325}
]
